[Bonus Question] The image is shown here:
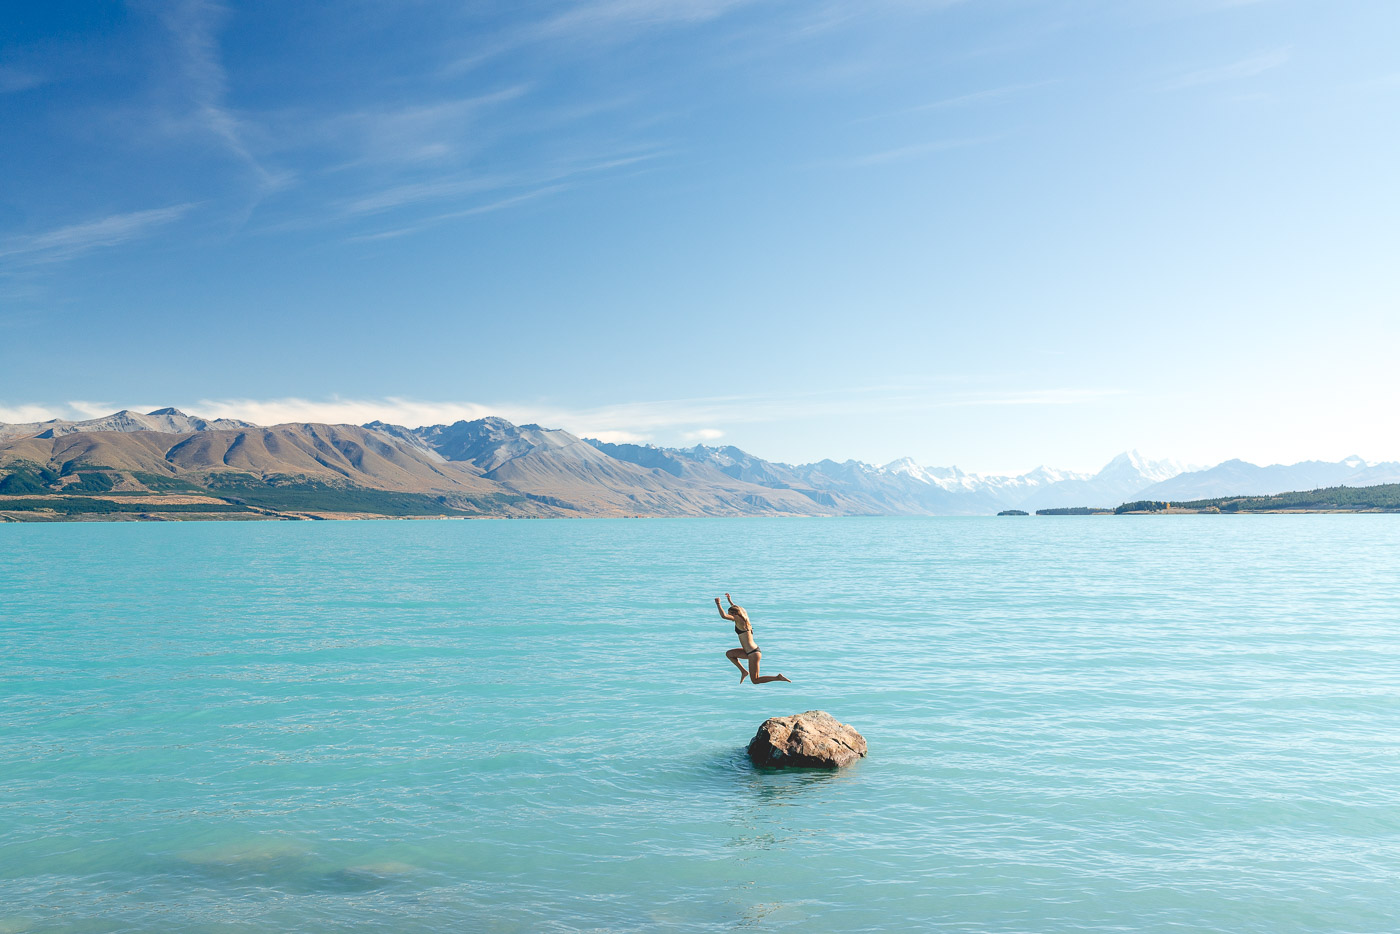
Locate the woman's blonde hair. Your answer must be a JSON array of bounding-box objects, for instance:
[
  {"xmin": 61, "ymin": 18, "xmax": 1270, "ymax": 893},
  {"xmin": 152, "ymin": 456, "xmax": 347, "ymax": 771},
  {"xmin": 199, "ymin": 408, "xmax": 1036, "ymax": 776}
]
[{"xmin": 730, "ymin": 605, "xmax": 749, "ymax": 624}]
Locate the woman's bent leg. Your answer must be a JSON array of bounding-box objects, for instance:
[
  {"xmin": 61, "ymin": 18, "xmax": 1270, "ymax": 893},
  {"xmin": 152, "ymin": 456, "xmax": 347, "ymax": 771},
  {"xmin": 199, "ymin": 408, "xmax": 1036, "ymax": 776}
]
[
  {"xmin": 747, "ymin": 651, "xmax": 790, "ymax": 684},
  {"xmin": 726, "ymin": 648, "xmax": 749, "ymax": 681}
]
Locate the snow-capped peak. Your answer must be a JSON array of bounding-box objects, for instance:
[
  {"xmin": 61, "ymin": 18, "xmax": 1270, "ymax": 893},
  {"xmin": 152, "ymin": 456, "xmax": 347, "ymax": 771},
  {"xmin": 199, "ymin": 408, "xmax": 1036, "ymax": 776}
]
[
  {"xmin": 880, "ymin": 458, "xmax": 980, "ymax": 489},
  {"xmin": 1096, "ymin": 450, "xmax": 1187, "ymax": 485},
  {"xmin": 882, "ymin": 456, "xmax": 925, "ymax": 478},
  {"xmin": 882, "ymin": 457, "xmax": 958, "ymax": 483}
]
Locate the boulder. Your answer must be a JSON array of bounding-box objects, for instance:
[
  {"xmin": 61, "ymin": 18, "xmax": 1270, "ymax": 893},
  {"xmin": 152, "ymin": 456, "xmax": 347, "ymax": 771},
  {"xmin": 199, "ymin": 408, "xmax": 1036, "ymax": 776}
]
[{"xmin": 747, "ymin": 710, "xmax": 867, "ymax": 769}]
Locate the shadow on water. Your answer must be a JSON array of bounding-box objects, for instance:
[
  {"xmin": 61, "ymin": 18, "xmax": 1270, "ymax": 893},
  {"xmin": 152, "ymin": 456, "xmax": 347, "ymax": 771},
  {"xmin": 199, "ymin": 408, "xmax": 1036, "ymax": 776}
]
[
  {"xmin": 718, "ymin": 746, "xmax": 858, "ymax": 792},
  {"xmin": 168, "ymin": 837, "xmax": 421, "ymax": 895},
  {"xmin": 693, "ymin": 745, "xmax": 861, "ymax": 796},
  {"xmin": 742, "ymin": 761, "xmax": 850, "ymax": 800}
]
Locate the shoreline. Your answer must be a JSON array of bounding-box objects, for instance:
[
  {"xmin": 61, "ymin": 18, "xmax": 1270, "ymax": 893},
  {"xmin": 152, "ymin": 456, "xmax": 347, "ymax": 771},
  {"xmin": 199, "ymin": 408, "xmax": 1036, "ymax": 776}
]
[{"xmin": 4, "ymin": 499, "xmax": 1398, "ymax": 523}]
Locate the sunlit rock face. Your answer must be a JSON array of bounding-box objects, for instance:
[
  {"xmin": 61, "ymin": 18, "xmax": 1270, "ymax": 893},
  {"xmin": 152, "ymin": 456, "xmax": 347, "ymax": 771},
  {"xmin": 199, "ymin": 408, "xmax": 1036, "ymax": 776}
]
[{"xmin": 747, "ymin": 710, "xmax": 867, "ymax": 769}]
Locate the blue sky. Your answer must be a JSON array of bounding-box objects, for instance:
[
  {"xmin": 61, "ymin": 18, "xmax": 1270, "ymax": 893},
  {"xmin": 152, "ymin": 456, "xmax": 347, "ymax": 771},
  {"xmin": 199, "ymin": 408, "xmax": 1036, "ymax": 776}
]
[{"xmin": 2, "ymin": 0, "xmax": 1397, "ymax": 474}]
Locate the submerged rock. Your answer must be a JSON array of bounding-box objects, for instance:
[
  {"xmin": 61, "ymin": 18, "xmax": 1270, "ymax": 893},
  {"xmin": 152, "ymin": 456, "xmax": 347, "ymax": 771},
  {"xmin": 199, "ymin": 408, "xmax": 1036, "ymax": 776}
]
[{"xmin": 747, "ymin": 710, "xmax": 867, "ymax": 769}]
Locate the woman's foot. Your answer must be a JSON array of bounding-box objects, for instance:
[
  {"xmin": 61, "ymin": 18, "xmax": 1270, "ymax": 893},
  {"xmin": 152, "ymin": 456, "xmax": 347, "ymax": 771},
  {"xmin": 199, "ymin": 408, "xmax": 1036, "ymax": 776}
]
[
  {"xmin": 739, "ymin": 669, "xmax": 749, "ymax": 684},
  {"xmin": 776, "ymin": 674, "xmax": 792, "ymax": 683}
]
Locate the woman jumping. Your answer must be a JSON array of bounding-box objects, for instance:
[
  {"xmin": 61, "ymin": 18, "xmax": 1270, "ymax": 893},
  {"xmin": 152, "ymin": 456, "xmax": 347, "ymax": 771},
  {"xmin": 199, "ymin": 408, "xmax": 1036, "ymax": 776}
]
[{"xmin": 717, "ymin": 593, "xmax": 792, "ymax": 685}]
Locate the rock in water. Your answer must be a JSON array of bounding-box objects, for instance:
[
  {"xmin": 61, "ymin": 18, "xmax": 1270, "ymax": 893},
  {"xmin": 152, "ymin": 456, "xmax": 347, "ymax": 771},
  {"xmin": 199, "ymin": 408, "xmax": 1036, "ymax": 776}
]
[{"xmin": 747, "ymin": 710, "xmax": 867, "ymax": 769}]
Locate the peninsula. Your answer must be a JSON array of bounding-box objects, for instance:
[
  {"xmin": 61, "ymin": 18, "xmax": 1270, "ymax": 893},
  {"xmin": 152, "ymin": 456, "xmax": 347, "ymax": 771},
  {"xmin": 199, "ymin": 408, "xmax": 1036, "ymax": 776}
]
[{"xmin": 1037, "ymin": 485, "xmax": 1400, "ymax": 516}]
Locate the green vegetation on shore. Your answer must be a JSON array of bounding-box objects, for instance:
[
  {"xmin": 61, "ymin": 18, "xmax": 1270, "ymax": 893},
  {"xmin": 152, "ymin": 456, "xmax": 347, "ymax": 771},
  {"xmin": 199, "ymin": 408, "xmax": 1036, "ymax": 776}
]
[
  {"xmin": 203, "ymin": 472, "xmax": 524, "ymax": 516},
  {"xmin": 0, "ymin": 498, "xmax": 251, "ymax": 516},
  {"xmin": 1036, "ymin": 484, "xmax": 1400, "ymax": 516},
  {"xmin": 0, "ymin": 462, "xmax": 61, "ymax": 495},
  {"xmin": 1114, "ymin": 501, "xmax": 1171, "ymax": 514},
  {"xmin": 0, "ymin": 463, "xmax": 530, "ymax": 520},
  {"xmin": 1119, "ymin": 484, "xmax": 1400, "ymax": 513}
]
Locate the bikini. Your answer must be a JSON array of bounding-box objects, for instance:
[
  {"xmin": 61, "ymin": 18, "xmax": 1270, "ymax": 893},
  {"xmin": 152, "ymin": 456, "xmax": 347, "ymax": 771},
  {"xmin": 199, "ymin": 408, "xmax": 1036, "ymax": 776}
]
[{"xmin": 735, "ymin": 622, "xmax": 760, "ymax": 655}]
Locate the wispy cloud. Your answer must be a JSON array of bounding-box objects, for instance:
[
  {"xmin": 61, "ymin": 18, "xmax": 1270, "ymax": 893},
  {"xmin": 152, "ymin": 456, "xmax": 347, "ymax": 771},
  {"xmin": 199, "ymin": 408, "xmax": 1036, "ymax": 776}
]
[
  {"xmin": 1161, "ymin": 47, "xmax": 1291, "ymax": 91},
  {"xmin": 0, "ymin": 63, "xmax": 47, "ymax": 94},
  {"xmin": 945, "ymin": 389, "xmax": 1120, "ymax": 407},
  {"xmin": 339, "ymin": 174, "xmax": 515, "ymax": 218},
  {"xmin": 157, "ymin": 0, "xmax": 286, "ymax": 193},
  {"xmin": 844, "ymin": 135, "xmax": 994, "ymax": 167},
  {"xmin": 0, "ymin": 403, "xmax": 61, "ymax": 423},
  {"xmin": 857, "ymin": 80, "xmax": 1056, "ymax": 123},
  {"xmin": 0, "ymin": 399, "xmax": 146, "ymax": 424},
  {"xmin": 446, "ymin": 0, "xmax": 761, "ymax": 73},
  {"xmin": 157, "ymin": 385, "xmax": 1122, "ymax": 441},
  {"xmin": 0, "ymin": 204, "xmax": 197, "ymax": 265},
  {"xmin": 332, "ymin": 149, "xmax": 664, "ymax": 243},
  {"xmin": 349, "ymin": 185, "xmax": 571, "ymax": 241},
  {"xmin": 318, "ymin": 87, "xmax": 531, "ymax": 169},
  {"xmin": 66, "ymin": 400, "xmax": 132, "ymax": 419},
  {"xmin": 535, "ymin": 0, "xmax": 759, "ymax": 38},
  {"xmin": 339, "ymin": 146, "xmax": 662, "ymax": 218},
  {"xmin": 2, "ymin": 387, "xmax": 1122, "ymax": 464},
  {"xmin": 555, "ymin": 387, "xmax": 1122, "ymax": 439},
  {"xmin": 187, "ymin": 396, "xmax": 501, "ymax": 429}
]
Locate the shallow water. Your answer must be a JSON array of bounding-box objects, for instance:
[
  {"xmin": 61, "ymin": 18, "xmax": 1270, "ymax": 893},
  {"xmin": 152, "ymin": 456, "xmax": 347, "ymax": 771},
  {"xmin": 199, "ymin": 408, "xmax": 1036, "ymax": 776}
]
[{"xmin": 2, "ymin": 517, "xmax": 1399, "ymax": 932}]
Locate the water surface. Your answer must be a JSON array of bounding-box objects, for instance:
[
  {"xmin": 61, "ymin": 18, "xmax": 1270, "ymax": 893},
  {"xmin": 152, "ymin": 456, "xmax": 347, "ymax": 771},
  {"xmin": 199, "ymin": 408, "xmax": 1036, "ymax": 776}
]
[{"xmin": 2, "ymin": 517, "xmax": 1398, "ymax": 932}]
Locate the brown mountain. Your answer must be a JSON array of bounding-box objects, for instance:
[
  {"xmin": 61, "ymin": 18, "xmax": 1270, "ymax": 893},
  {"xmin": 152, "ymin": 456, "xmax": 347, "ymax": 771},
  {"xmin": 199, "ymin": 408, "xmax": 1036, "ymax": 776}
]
[
  {"xmin": 0, "ymin": 412, "xmax": 840, "ymax": 519},
  {"xmin": 0, "ymin": 424, "xmax": 490, "ymax": 492},
  {"xmin": 396, "ymin": 417, "xmax": 828, "ymax": 515}
]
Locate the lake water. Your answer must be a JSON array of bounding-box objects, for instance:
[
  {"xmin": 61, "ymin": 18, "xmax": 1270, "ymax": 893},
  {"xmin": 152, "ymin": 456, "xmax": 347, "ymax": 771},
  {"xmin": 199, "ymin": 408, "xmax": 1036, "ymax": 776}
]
[{"xmin": 2, "ymin": 517, "xmax": 1399, "ymax": 933}]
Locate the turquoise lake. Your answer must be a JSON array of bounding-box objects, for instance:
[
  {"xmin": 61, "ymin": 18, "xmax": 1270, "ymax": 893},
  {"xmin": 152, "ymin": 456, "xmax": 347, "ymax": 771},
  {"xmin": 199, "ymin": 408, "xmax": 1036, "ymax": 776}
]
[{"xmin": 2, "ymin": 517, "xmax": 1399, "ymax": 932}]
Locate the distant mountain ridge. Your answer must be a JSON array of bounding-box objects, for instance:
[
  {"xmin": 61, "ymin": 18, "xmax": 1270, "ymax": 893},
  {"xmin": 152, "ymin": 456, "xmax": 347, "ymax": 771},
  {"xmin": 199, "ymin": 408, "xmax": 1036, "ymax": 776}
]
[
  {"xmin": 587, "ymin": 440, "xmax": 1190, "ymax": 514},
  {"xmin": 0, "ymin": 407, "xmax": 255, "ymax": 441},
  {"xmin": 0, "ymin": 410, "xmax": 835, "ymax": 518},
  {"xmin": 1135, "ymin": 456, "xmax": 1400, "ymax": 501},
  {"xmin": 1, "ymin": 407, "xmax": 1395, "ymax": 518}
]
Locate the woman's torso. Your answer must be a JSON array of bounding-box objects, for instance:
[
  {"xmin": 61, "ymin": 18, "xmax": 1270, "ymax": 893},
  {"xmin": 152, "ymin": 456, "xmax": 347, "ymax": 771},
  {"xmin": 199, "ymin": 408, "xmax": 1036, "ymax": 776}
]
[{"xmin": 735, "ymin": 622, "xmax": 758, "ymax": 652}]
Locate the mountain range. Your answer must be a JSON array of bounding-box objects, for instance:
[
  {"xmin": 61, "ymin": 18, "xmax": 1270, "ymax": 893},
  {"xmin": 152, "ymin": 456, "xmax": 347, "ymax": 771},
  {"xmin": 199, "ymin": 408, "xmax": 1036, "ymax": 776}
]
[
  {"xmin": 0, "ymin": 407, "xmax": 255, "ymax": 440},
  {"xmin": 1, "ymin": 408, "xmax": 1396, "ymax": 519}
]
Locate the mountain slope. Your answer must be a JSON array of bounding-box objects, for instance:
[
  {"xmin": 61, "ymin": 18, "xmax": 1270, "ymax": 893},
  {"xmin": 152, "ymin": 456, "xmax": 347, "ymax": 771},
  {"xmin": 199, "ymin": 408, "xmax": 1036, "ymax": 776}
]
[
  {"xmin": 400, "ymin": 420, "xmax": 838, "ymax": 516},
  {"xmin": 586, "ymin": 440, "xmax": 873, "ymax": 512},
  {"xmin": 0, "ymin": 416, "xmax": 841, "ymax": 517},
  {"xmin": 0, "ymin": 424, "xmax": 504, "ymax": 494},
  {"xmin": 591, "ymin": 442, "xmax": 1189, "ymax": 515}
]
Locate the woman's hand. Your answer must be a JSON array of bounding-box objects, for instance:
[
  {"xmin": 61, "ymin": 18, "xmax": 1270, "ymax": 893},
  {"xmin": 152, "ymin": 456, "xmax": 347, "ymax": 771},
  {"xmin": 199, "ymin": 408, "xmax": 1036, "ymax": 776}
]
[{"xmin": 724, "ymin": 592, "xmax": 732, "ymax": 604}]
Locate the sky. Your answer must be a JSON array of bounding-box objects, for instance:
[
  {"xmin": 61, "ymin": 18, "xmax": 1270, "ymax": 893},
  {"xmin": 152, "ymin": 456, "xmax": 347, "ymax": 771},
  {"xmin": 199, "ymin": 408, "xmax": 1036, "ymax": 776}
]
[{"xmin": 1, "ymin": 0, "xmax": 1397, "ymax": 475}]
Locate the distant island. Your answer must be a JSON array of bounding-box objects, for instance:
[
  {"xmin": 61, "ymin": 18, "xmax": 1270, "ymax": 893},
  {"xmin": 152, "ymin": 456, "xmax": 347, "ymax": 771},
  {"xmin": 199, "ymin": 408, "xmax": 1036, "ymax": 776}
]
[{"xmin": 2, "ymin": 407, "xmax": 1399, "ymax": 521}]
